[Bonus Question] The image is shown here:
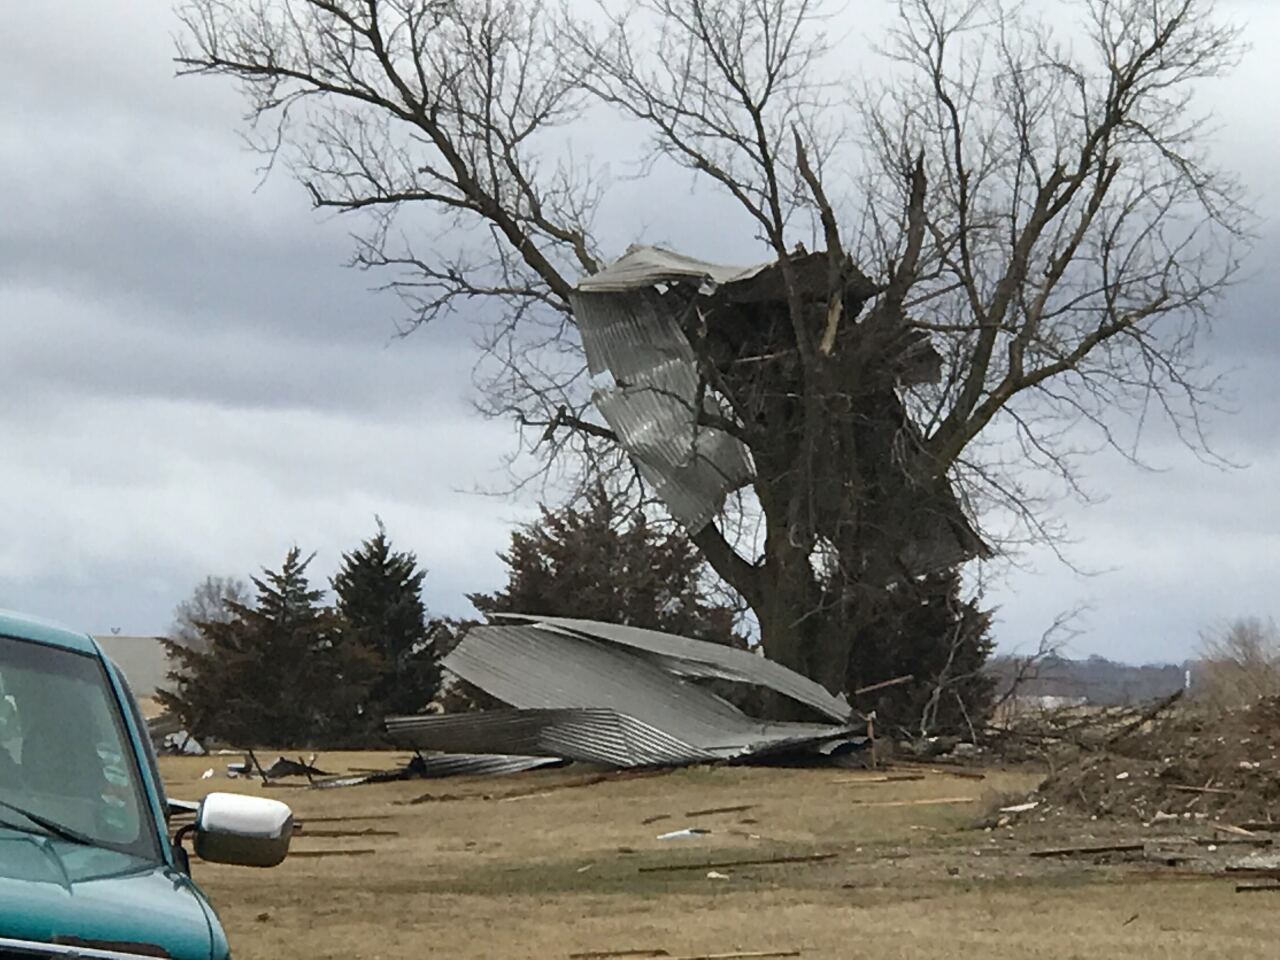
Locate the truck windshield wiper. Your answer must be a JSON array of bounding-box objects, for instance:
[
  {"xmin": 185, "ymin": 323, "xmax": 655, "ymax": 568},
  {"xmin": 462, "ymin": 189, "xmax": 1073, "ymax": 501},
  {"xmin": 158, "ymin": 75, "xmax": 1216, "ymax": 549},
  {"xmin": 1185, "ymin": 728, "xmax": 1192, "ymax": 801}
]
[{"xmin": 0, "ymin": 797, "xmax": 98, "ymax": 847}]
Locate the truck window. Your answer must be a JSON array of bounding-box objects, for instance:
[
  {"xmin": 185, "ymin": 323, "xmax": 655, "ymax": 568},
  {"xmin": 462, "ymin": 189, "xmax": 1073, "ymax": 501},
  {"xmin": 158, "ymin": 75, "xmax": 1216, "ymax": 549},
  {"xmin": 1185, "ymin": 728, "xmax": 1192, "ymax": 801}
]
[{"xmin": 0, "ymin": 635, "xmax": 162, "ymax": 862}]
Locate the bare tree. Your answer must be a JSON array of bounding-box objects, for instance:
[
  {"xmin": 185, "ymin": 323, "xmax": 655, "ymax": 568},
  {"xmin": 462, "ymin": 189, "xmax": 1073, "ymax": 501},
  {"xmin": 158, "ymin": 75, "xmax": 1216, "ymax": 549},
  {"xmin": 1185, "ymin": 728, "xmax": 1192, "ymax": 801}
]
[
  {"xmin": 176, "ymin": 0, "xmax": 1250, "ymax": 701},
  {"xmin": 1196, "ymin": 616, "xmax": 1280, "ymax": 712},
  {"xmin": 170, "ymin": 575, "xmax": 251, "ymax": 653}
]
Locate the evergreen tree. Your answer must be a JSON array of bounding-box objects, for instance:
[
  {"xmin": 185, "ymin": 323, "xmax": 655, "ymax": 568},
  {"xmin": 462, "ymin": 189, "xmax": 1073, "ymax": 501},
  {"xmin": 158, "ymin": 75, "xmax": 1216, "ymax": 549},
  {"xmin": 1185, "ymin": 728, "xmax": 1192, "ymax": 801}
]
[
  {"xmin": 469, "ymin": 484, "xmax": 740, "ymax": 643},
  {"xmin": 160, "ymin": 548, "xmax": 378, "ymax": 747},
  {"xmin": 845, "ymin": 571, "xmax": 995, "ymax": 739},
  {"xmin": 332, "ymin": 521, "xmax": 442, "ymax": 731}
]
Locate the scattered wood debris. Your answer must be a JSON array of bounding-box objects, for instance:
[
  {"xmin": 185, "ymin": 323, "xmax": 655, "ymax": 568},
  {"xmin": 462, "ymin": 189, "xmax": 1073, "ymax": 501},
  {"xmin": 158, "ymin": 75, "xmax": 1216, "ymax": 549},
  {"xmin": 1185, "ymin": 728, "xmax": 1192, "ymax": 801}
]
[
  {"xmin": 847, "ymin": 796, "xmax": 976, "ymax": 808},
  {"xmin": 830, "ymin": 774, "xmax": 925, "ymax": 785},
  {"xmin": 1169, "ymin": 785, "xmax": 1237, "ymax": 796},
  {"xmin": 294, "ymin": 827, "xmax": 399, "ymax": 838},
  {"xmin": 1030, "ymin": 842, "xmax": 1145, "ymax": 859},
  {"xmin": 568, "ymin": 952, "xmax": 798, "ymax": 960},
  {"xmin": 639, "ymin": 853, "xmax": 835, "ymax": 874},
  {"xmin": 294, "ymin": 814, "xmax": 397, "ymax": 823},
  {"xmin": 685, "ymin": 804, "xmax": 756, "ymax": 817},
  {"xmin": 852, "ymin": 674, "xmax": 913, "ymax": 696}
]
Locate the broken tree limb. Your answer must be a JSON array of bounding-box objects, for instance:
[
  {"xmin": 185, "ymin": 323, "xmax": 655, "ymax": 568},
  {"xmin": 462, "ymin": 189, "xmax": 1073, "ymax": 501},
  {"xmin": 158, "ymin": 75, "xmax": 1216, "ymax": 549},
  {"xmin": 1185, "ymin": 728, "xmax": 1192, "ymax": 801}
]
[
  {"xmin": 296, "ymin": 814, "xmax": 397, "ymax": 823},
  {"xmin": 673, "ymin": 952, "xmax": 800, "ymax": 960},
  {"xmin": 1236, "ymin": 883, "xmax": 1280, "ymax": 893},
  {"xmin": 287, "ymin": 848, "xmax": 378, "ymax": 858},
  {"xmin": 1030, "ymin": 843, "xmax": 1145, "ymax": 859},
  {"xmin": 1104, "ymin": 690, "xmax": 1184, "ymax": 747},
  {"xmin": 1215, "ymin": 824, "xmax": 1261, "ymax": 838},
  {"xmin": 1225, "ymin": 866, "xmax": 1280, "ymax": 879},
  {"xmin": 639, "ymin": 853, "xmax": 836, "ymax": 874},
  {"xmin": 295, "ymin": 828, "xmax": 400, "ymax": 838},
  {"xmin": 853, "ymin": 674, "xmax": 914, "ymax": 697},
  {"xmin": 1169, "ymin": 785, "xmax": 1237, "ymax": 796},
  {"xmin": 830, "ymin": 774, "xmax": 925, "ymax": 785},
  {"xmin": 569, "ymin": 951, "xmax": 670, "ymax": 959},
  {"xmin": 847, "ymin": 796, "xmax": 976, "ymax": 808},
  {"xmin": 889, "ymin": 761, "xmax": 985, "ymax": 780},
  {"xmin": 685, "ymin": 805, "xmax": 756, "ymax": 817}
]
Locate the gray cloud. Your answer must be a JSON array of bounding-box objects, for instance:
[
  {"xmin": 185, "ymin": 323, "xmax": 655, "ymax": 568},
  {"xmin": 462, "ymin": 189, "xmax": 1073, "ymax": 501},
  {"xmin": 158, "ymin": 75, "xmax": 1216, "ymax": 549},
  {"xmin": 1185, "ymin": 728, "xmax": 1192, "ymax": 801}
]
[{"xmin": 1, "ymin": 0, "xmax": 1277, "ymax": 663}]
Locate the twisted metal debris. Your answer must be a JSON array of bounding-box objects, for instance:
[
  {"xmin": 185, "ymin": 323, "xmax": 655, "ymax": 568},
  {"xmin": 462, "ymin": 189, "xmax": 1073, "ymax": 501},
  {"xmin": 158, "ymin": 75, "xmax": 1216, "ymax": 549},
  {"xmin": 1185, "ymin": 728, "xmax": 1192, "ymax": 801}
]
[{"xmin": 386, "ymin": 616, "xmax": 865, "ymax": 770}]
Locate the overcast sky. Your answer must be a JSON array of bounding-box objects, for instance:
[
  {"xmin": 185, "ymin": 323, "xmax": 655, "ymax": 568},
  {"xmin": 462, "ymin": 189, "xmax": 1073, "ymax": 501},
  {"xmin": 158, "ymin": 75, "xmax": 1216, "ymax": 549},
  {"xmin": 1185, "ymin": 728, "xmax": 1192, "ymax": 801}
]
[{"xmin": 1, "ymin": 1, "xmax": 1276, "ymax": 664}]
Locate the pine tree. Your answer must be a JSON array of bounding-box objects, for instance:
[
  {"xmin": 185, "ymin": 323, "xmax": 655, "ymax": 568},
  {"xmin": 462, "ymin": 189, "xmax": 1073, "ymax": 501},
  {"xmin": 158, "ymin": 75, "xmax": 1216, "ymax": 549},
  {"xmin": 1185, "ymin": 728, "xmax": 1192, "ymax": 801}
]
[
  {"xmin": 468, "ymin": 484, "xmax": 741, "ymax": 642},
  {"xmin": 160, "ymin": 548, "xmax": 378, "ymax": 747},
  {"xmin": 333, "ymin": 521, "xmax": 442, "ymax": 731},
  {"xmin": 844, "ymin": 571, "xmax": 995, "ymax": 739}
]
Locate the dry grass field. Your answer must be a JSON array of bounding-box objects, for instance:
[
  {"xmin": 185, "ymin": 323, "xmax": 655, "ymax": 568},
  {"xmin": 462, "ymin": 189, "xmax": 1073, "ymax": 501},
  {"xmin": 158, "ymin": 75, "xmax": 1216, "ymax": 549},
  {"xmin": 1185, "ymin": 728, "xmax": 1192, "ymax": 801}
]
[{"xmin": 161, "ymin": 754, "xmax": 1278, "ymax": 960}]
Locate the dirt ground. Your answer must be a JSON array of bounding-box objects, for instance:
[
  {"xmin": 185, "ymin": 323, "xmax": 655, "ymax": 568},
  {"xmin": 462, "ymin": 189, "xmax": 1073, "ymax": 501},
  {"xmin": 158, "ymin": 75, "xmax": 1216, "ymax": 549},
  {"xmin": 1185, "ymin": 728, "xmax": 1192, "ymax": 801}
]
[{"xmin": 161, "ymin": 754, "xmax": 1279, "ymax": 960}]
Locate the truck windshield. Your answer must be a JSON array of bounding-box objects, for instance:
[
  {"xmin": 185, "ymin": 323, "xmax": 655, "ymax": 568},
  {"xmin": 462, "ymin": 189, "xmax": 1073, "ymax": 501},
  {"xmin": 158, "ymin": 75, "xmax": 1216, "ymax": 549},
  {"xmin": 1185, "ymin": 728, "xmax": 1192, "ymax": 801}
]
[{"xmin": 0, "ymin": 634, "xmax": 160, "ymax": 861}]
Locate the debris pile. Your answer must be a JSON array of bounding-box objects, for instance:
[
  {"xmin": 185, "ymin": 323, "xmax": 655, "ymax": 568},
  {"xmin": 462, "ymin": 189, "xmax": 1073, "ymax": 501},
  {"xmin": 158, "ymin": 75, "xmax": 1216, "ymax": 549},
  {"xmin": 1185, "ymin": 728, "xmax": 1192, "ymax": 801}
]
[
  {"xmin": 1032, "ymin": 695, "xmax": 1280, "ymax": 823},
  {"xmin": 386, "ymin": 615, "xmax": 867, "ymax": 771}
]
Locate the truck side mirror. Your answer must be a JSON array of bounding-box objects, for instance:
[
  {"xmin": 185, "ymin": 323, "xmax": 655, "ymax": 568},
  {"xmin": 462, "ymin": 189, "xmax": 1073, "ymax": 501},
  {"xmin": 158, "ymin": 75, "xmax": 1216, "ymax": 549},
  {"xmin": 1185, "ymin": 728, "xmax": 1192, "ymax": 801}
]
[{"xmin": 193, "ymin": 792, "xmax": 293, "ymax": 868}]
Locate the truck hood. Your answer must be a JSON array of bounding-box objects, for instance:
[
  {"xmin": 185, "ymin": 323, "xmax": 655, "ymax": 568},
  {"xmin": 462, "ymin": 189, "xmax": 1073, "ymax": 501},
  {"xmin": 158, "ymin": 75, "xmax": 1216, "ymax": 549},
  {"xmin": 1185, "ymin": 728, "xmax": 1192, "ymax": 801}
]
[{"xmin": 0, "ymin": 833, "xmax": 213, "ymax": 960}]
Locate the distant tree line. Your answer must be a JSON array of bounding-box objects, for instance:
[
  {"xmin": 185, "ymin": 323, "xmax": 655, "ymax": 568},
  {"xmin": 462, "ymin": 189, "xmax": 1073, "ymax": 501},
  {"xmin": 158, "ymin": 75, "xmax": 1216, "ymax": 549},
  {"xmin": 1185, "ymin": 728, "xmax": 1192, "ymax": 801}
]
[
  {"xmin": 986, "ymin": 654, "xmax": 1188, "ymax": 708},
  {"xmin": 162, "ymin": 484, "xmax": 997, "ymax": 747}
]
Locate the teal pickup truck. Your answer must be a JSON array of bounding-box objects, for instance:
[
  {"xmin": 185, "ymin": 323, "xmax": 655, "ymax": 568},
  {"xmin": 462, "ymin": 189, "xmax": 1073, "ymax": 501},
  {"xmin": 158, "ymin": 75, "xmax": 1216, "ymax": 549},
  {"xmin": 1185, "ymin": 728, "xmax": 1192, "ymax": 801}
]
[{"xmin": 0, "ymin": 609, "xmax": 293, "ymax": 960}]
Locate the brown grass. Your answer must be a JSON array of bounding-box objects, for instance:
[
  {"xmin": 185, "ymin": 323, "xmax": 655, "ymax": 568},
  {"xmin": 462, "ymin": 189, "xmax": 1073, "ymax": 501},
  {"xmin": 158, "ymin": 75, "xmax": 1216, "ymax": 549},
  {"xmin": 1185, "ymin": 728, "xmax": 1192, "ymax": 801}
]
[{"xmin": 161, "ymin": 754, "xmax": 1275, "ymax": 959}]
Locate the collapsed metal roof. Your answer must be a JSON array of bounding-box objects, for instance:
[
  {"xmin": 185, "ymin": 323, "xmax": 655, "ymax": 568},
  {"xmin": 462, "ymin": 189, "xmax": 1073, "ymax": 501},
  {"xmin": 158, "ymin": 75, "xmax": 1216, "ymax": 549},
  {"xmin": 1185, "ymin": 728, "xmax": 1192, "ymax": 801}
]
[
  {"xmin": 571, "ymin": 283, "xmax": 753, "ymax": 533},
  {"xmin": 386, "ymin": 618, "xmax": 863, "ymax": 769},
  {"xmin": 386, "ymin": 708, "xmax": 721, "ymax": 767},
  {"xmin": 494, "ymin": 614, "xmax": 852, "ymax": 722},
  {"xmin": 569, "ymin": 245, "xmax": 987, "ymax": 574}
]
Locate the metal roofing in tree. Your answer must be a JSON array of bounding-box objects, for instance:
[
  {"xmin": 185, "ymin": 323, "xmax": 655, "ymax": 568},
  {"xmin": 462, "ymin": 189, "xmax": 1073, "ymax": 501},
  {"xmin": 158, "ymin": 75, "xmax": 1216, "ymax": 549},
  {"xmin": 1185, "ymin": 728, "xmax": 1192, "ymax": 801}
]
[{"xmin": 570, "ymin": 285, "xmax": 754, "ymax": 533}]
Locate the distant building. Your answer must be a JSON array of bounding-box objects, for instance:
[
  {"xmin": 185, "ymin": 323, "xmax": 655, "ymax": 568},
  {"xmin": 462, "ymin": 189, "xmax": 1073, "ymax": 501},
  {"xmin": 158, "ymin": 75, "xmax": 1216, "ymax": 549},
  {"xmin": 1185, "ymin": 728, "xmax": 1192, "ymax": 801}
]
[{"xmin": 92, "ymin": 635, "xmax": 171, "ymax": 699}]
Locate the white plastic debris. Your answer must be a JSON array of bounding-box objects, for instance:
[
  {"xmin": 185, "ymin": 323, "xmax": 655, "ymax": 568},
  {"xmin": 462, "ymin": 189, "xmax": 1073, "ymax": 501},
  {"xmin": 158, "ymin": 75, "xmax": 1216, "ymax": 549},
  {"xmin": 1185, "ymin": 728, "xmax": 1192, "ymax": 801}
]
[
  {"xmin": 657, "ymin": 827, "xmax": 711, "ymax": 840},
  {"xmin": 999, "ymin": 801, "xmax": 1040, "ymax": 814},
  {"xmin": 1115, "ymin": 771, "xmax": 1130, "ymax": 781},
  {"xmin": 706, "ymin": 870, "xmax": 731, "ymax": 880},
  {"xmin": 200, "ymin": 768, "xmax": 214, "ymax": 780}
]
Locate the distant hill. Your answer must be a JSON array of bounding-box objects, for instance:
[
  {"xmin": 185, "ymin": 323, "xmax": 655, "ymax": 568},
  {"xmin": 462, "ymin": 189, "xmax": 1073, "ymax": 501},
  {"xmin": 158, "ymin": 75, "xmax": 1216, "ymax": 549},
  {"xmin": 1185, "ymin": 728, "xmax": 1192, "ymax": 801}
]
[{"xmin": 987, "ymin": 653, "xmax": 1188, "ymax": 707}]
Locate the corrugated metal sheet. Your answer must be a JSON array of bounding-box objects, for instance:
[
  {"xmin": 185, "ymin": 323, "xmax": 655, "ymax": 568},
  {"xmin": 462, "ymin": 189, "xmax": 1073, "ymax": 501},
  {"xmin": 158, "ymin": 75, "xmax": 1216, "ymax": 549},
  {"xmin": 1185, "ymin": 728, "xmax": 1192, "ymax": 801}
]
[
  {"xmin": 499, "ymin": 615, "xmax": 852, "ymax": 722},
  {"xmin": 572, "ymin": 245, "xmax": 988, "ymax": 570},
  {"xmin": 387, "ymin": 708, "xmax": 717, "ymax": 767},
  {"xmin": 444, "ymin": 626, "xmax": 756, "ymax": 740},
  {"xmin": 570, "ymin": 287, "xmax": 753, "ymax": 533},
  {"xmin": 411, "ymin": 753, "xmax": 562, "ymax": 778},
  {"xmin": 311, "ymin": 753, "xmax": 560, "ymax": 787},
  {"xmin": 575, "ymin": 245, "xmax": 768, "ymax": 294},
  {"xmin": 427, "ymin": 624, "xmax": 862, "ymax": 767}
]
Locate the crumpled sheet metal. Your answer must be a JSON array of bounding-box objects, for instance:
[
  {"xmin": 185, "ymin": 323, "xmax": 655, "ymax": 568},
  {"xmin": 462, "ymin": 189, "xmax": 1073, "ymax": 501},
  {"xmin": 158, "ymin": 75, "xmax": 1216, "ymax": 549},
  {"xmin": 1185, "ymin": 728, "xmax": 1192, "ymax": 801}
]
[
  {"xmin": 443, "ymin": 625, "xmax": 769, "ymax": 745},
  {"xmin": 497, "ymin": 614, "xmax": 852, "ymax": 722},
  {"xmin": 574, "ymin": 246, "xmax": 986, "ymax": 572},
  {"xmin": 571, "ymin": 286, "xmax": 753, "ymax": 533},
  {"xmin": 312, "ymin": 752, "xmax": 561, "ymax": 787},
  {"xmin": 405, "ymin": 623, "xmax": 862, "ymax": 769},
  {"xmin": 575, "ymin": 245, "xmax": 770, "ymax": 294},
  {"xmin": 386, "ymin": 708, "xmax": 718, "ymax": 767}
]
